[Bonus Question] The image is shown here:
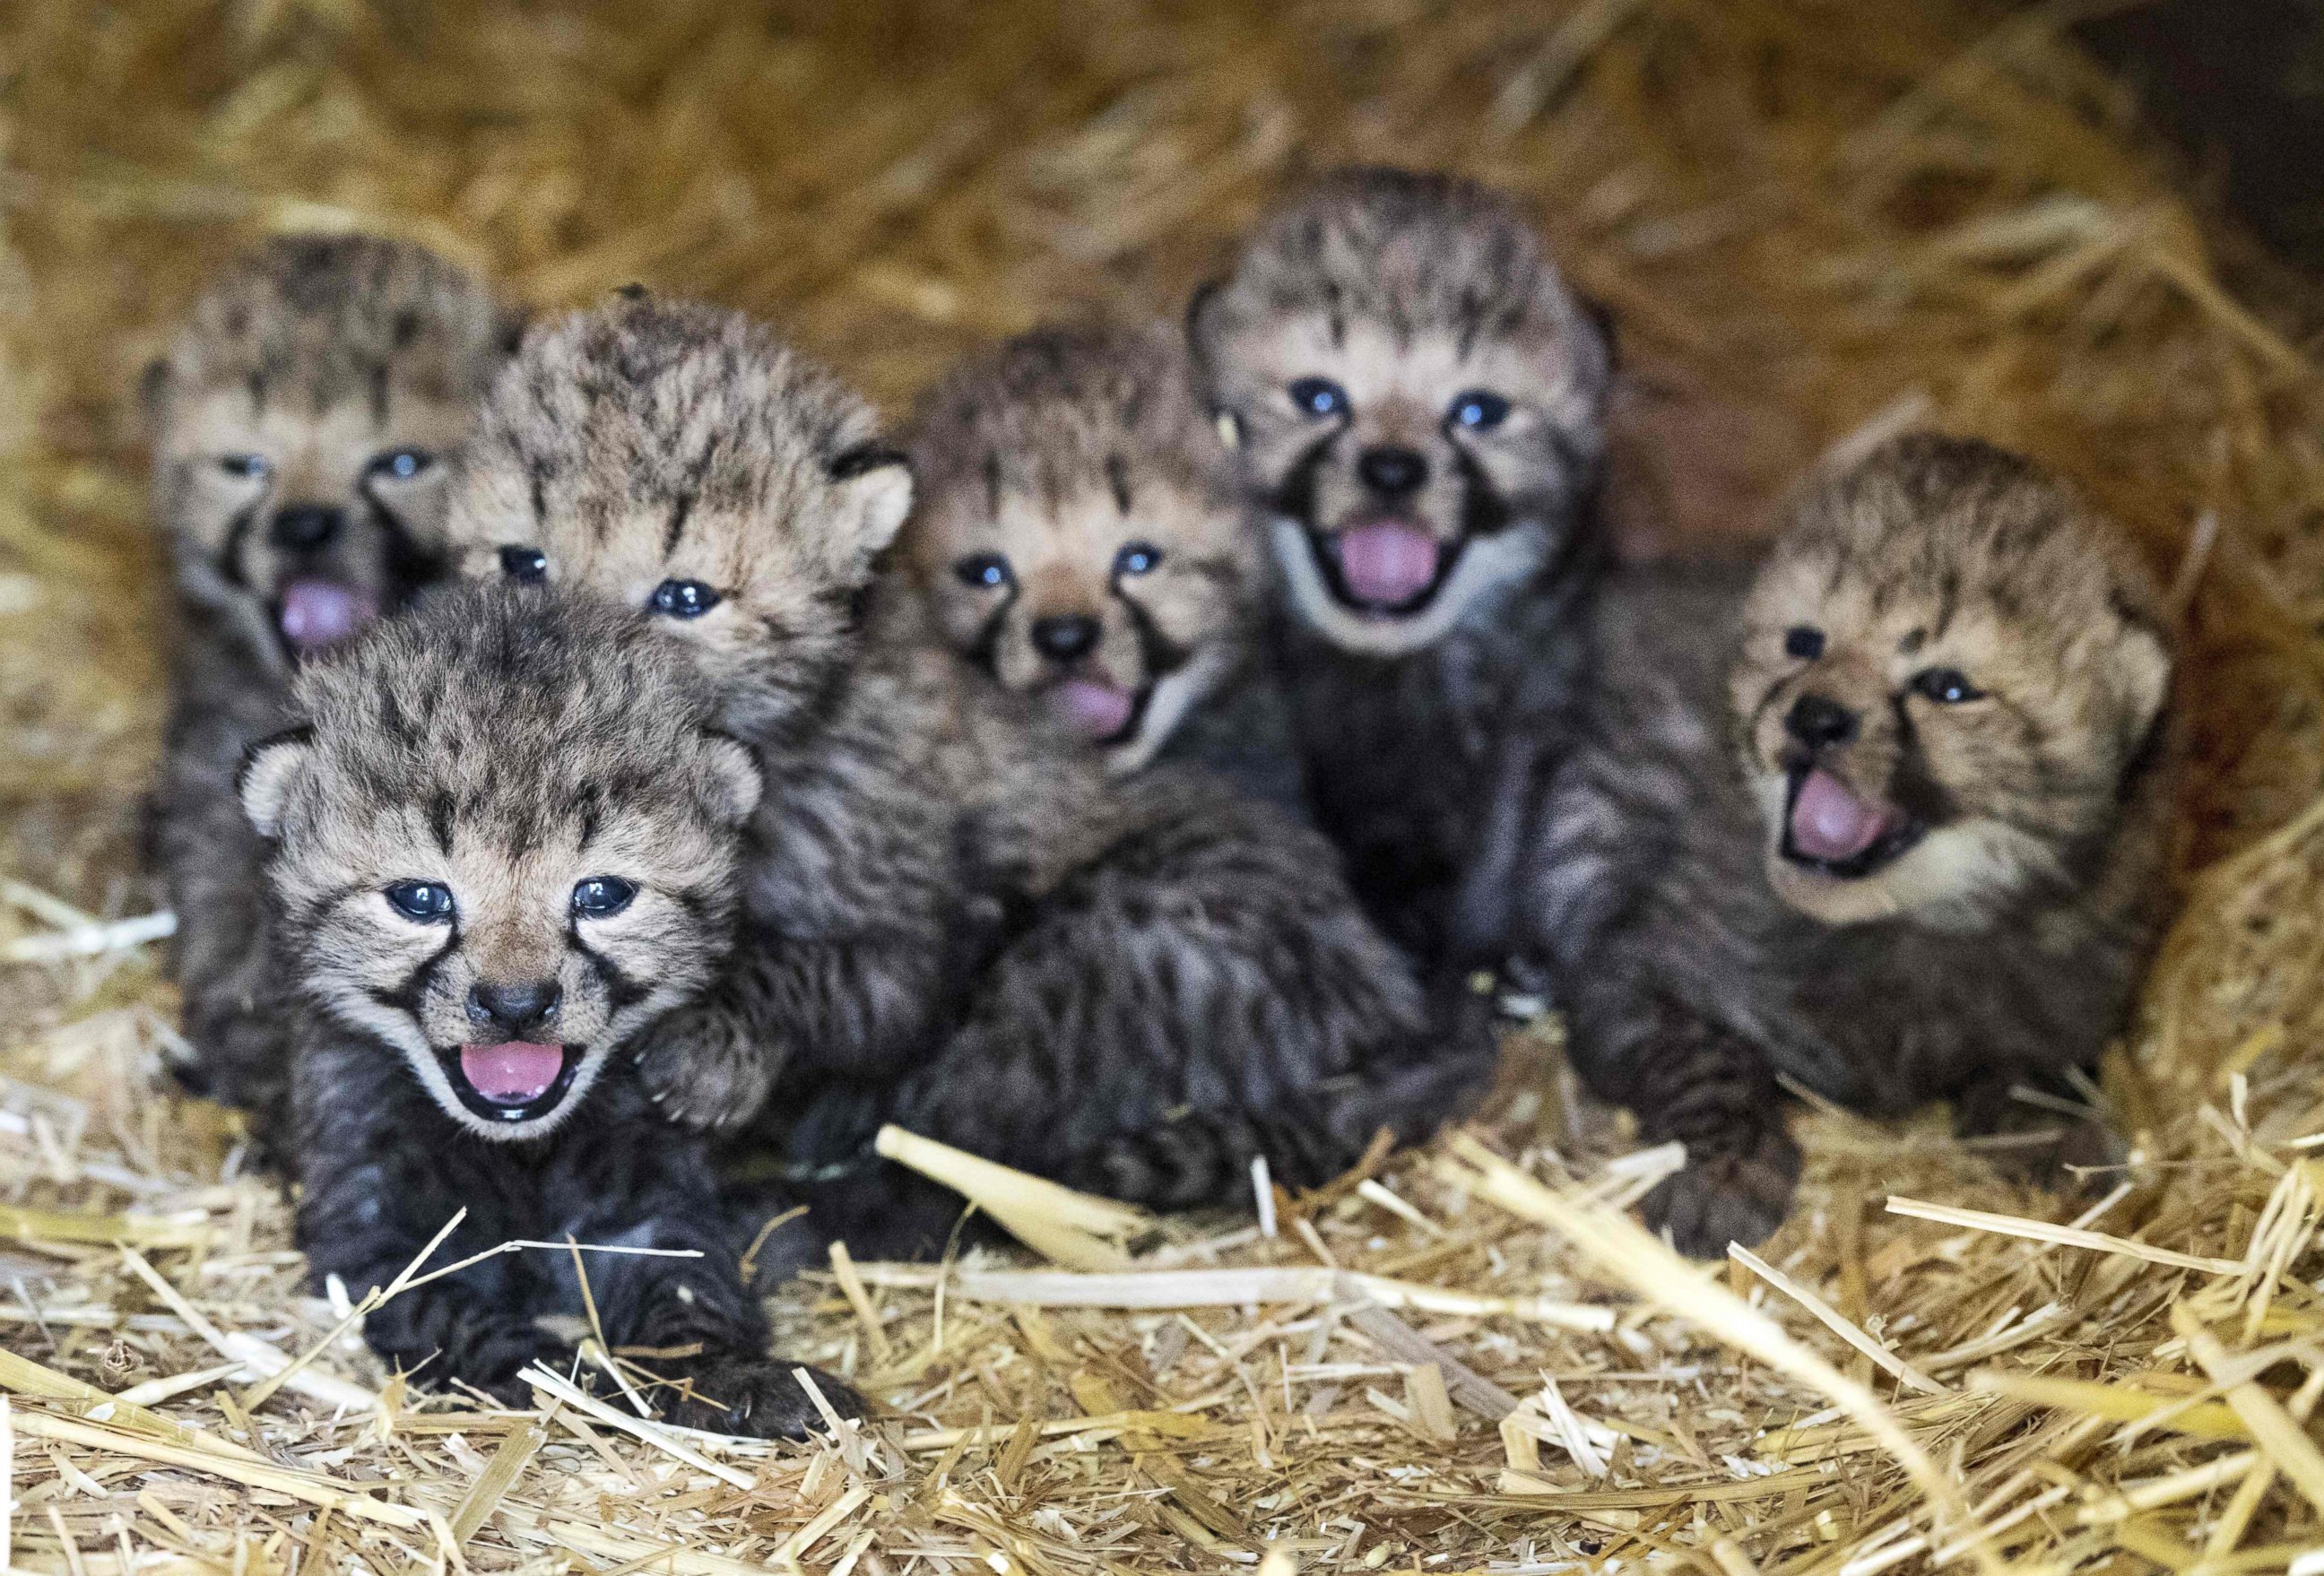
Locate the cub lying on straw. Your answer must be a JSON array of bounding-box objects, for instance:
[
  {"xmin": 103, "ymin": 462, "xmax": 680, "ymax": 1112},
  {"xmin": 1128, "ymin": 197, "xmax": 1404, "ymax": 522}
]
[
  {"xmin": 239, "ymin": 581, "xmax": 854, "ymax": 1433},
  {"xmin": 146, "ymin": 235, "xmax": 511, "ymax": 1139},
  {"xmin": 1503, "ymin": 435, "xmax": 2177, "ymax": 1255},
  {"xmin": 447, "ymin": 294, "xmax": 1489, "ymax": 1249}
]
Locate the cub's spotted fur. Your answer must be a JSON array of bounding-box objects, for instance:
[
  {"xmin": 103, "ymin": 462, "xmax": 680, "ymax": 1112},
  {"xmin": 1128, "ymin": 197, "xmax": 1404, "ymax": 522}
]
[
  {"xmin": 906, "ymin": 324, "xmax": 1294, "ymax": 797},
  {"xmin": 1514, "ymin": 437, "xmax": 2176, "ymax": 1254},
  {"xmin": 243, "ymin": 582, "xmax": 853, "ymax": 1432},
  {"xmin": 1191, "ymin": 168, "xmax": 1614, "ymax": 958},
  {"xmin": 147, "ymin": 235, "xmax": 510, "ymax": 1129},
  {"xmin": 447, "ymin": 296, "xmax": 1490, "ymax": 1244}
]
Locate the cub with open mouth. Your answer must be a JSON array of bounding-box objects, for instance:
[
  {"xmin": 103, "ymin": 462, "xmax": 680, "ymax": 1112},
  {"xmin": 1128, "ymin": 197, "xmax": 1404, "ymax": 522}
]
[
  {"xmin": 240, "ymin": 580, "xmax": 858, "ymax": 1433},
  {"xmin": 904, "ymin": 323, "xmax": 1304, "ymax": 804},
  {"xmin": 1511, "ymin": 435, "xmax": 2177, "ymax": 1255},
  {"xmin": 145, "ymin": 234, "xmax": 515, "ymax": 1132},
  {"xmin": 1190, "ymin": 167, "xmax": 1614, "ymax": 957},
  {"xmin": 447, "ymin": 294, "xmax": 1491, "ymax": 1244}
]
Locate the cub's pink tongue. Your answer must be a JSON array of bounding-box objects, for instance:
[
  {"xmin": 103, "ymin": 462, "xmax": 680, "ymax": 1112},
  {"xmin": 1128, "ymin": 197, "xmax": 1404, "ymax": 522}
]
[
  {"xmin": 1332, "ymin": 522, "xmax": 1440, "ymax": 608},
  {"xmin": 1789, "ymin": 769, "xmax": 1891, "ymax": 863},
  {"xmin": 459, "ymin": 1042, "xmax": 565, "ymax": 1104},
  {"xmin": 277, "ymin": 577, "xmax": 377, "ymax": 654},
  {"xmin": 1051, "ymin": 679, "xmax": 1137, "ymax": 740}
]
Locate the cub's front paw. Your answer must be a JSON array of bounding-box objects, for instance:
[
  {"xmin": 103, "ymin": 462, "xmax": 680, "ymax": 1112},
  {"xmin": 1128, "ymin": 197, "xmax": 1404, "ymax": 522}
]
[
  {"xmin": 639, "ymin": 1006, "xmax": 776, "ymax": 1131},
  {"xmin": 656, "ymin": 1355, "xmax": 864, "ymax": 1440},
  {"xmin": 1641, "ymin": 1127, "xmax": 1801, "ymax": 1258}
]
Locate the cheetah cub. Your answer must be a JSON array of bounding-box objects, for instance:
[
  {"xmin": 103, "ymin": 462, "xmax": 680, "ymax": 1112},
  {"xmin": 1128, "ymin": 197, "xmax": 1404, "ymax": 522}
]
[
  {"xmin": 447, "ymin": 296, "xmax": 1489, "ymax": 1238},
  {"xmin": 905, "ymin": 324, "xmax": 1299, "ymax": 804},
  {"xmin": 1516, "ymin": 436, "xmax": 2176, "ymax": 1254},
  {"xmin": 146, "ymin": 235, "xmax": 510, "ymax": 1127},
  {"xmin": 241, "ymin": 581, "xmax": 855, "ymax": 1433},
  {"xmin": 1191, "ymin": 167, "xmax": 1615, "ymax": 961}
]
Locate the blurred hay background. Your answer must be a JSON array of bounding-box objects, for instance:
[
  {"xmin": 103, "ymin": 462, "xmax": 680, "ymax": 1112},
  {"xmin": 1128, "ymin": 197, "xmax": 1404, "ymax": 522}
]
[{"xmin": 8, "ymin": 1, "xmax": 2324, "ymax": 1572}]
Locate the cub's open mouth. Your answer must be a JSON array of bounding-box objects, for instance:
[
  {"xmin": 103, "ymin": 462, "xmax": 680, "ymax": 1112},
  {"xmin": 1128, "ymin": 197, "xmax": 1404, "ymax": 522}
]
[
  {"xmin": 1779, "ymin": 766, "xmax": 1924, "ymax": 879},
  {"xmin": 442, "ymin": 1040, "xmax": 582, "ymax": 1125},
  {"xmin": 1309, "ymin": 517, "xmax": 1463, "ymax": 617},
  {"xmin": 273, "ymin": 576, "xmax": 379, "ymax": 657},
  {"xmin": 1045, "ymin": 676, "xmax": 1149, "ymax": 745}
]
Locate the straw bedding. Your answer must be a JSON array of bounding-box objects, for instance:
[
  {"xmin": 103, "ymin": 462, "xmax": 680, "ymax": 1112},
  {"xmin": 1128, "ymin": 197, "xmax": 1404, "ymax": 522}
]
[{"xmin": 6, "ymin": 1, "xmax": 2324, "ymax": 1571}]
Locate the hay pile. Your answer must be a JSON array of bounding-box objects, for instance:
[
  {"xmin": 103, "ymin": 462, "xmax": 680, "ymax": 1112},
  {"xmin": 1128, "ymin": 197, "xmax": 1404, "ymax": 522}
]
[{"xmin": 7, "ymin": 1, "xmax": 2324, "ymax": 1571}]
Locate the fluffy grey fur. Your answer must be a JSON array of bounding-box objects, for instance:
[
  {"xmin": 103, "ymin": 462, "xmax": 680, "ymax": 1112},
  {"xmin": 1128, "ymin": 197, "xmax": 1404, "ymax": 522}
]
[
  {"xmin": 146, "ymin": 234, "xmax": 510, "ymax": 1135},
  {"xmin": 247, "ymin": 581, "xmax": 853, "ymax": 1433},
  {"xmin": 446, "ymin": 296, "xmax": 1493, "ymax": 1243},
  {"xmin": 1190, "ymin": 168, "xmax": 1615, "ymax": 962}
]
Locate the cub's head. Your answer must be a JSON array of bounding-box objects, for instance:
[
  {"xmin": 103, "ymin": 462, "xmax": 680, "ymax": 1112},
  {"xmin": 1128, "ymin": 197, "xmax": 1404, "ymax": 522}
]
[
  {"xmin": 444, "ymin": 294, "xmax": 912, "ymax": 739},
  {"xmin": 144, "ymin": 235, "xmax": 510, "ymax": 667},
  {"xmin": 905, "ymin": 325, "xmax": 1254, "ymax": 773},
  {"xmin": 1190, "ymin": 168, "xmax": 1611, "ymax": 657},
  {"xmin": 239, "ymin": 582, "xmax": 762, "ymax": 1140},
  {"xmin": 1730, "ymin": 435, "xmax": 2172, "ymax": 929}
]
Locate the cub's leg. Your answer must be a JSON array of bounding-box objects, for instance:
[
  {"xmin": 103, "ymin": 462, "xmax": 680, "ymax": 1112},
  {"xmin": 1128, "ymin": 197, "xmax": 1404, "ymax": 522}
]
[
  {"xmin": 1569, "ymin": 990, "xmax": 1799, "ymax": 1257},
  {"xmin": 154, "ymin": 687, "xmax": 298, "ymax": 1139},
  {"xmin": 548, "ymin": 1086, "xmax": 863, "ymax": 1439},
  {"xmin": 642, "ymin": 920, "xmax": 993, "ymax": 1130},
  {"xmin": 293, "ymin": 1037, "xmax": 563, "ymax": 1402}
]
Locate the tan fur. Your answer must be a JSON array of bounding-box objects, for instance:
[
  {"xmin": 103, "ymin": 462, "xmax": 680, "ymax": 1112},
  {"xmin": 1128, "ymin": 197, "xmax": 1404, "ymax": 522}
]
[
  {"xmin": 1730, "ymin": 435, "xmax": 2173, "ymax": 928},
  {"xmin": 904, "ymin": 324, "xmax": 1257, "ymax": 772}
]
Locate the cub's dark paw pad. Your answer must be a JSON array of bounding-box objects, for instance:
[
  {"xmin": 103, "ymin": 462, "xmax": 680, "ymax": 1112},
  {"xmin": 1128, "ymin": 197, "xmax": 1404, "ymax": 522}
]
[
  {"xmin": 1642, "ymin": 1133, "xmax": 1800, "ymax": 1258},
  {"xmin": 640, "ymin": 1008, "xmax": 776, "ymax": 1132},
  {"xmin": 656, "ymin": 1357, "xmax": 864, "ymax": 1440}
]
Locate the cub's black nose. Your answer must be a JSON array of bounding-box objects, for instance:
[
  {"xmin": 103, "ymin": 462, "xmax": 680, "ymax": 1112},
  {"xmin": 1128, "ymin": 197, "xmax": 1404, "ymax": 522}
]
[
  {"xmin": 1785, "ymin": 692, "xmax": 1859, "ymax": 750},
  {"xmin": 269, "ymin": 504, "xmax": 344, "ymax": 550},
  {"xmin": 1030, "ymin": 613, "xmax": 1102, "ymax": 662},
  {"xmin": 1357, "ymin": 446, "xmax": 1429, "ymax": 498},
  {"xmin": 467, "ymin": 979, "xmax": 561, "ymax": 1037}
]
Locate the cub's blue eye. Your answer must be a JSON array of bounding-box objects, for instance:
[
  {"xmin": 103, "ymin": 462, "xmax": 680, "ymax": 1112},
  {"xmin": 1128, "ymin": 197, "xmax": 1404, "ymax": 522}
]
[
  {"xmin": 369, "ymin": 449, "xmax": 434, "ymax": 481},
  {"xmin": 499, "ymin": 545, "xmax": 547, "ymax": 584},
  {"xmin": 1114, "ymin": 541, "xmax": 1162, "ymax": 577},
  {"xmin": 955, "ymin": 553, "xmax": 1011, "ymax": 591},
  {"xmin": 649, "ymin": 579, "xmax": 722, "ymax": 619},
  {"xmin": 1288, "ymin": 377, "xmax": 1348, "ymax": 419},
  {"xmin": 220, "ymin": 455, "xmax": 271, "ymax": 480},
  {"xmin": 385, "ymin": 881, "xmax": 454, "ymax": 922},
  {"xmin": 1448, "ymin": 390, "xmax": 1511, "ymax": 431},
  {"xmin": 1784, "ymin": 626, "xmax": 1825, "ymax": 660},
  {"xmin": 1911, "ymin": 667, "xmax": 1984, "ymax": 705},
  {"xmin": 571, "ymin": 877, "xmax": 637, "ymax": 918}
]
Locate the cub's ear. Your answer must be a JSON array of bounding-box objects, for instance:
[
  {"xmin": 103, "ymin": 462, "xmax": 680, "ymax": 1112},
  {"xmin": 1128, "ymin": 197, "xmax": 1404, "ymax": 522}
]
[
  {"xmin": 699, "ymin": 732, "xmax": 764, "ymax": 827},
  {"xmin": 2113, "ymin": 619, "xmax": 2173, "ymax": 749},
  {"xmin": 828, "ymin": 442, "xmax": 914, "ymax": 559},
  {"xmin": 236, "ymin": 726, "xmax": 316, "ymax": 839}
]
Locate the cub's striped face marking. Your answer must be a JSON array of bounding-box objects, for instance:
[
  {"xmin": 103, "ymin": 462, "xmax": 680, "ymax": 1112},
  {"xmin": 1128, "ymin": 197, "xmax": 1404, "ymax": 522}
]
[
  {"xmin": 239, "ymin": 584, "xmax": 763, "ymax": 1141},
  {"xmin": 145, "ymin": 236, "xmax": 507, "ymax": 669},
  {"xmin": 1729, "ymin": 437, "xmax": 2172, "ymax": 930},
  {"xmin": 1191, "ymin": 170, "xmax": 1611, "ymax": 657},
  {"xmin": 905, "ymin": 323, "xmax": 1253, "ymax": 772},
  {"xmin": 913, "ymin": 466, "xmax": 1249, "ymax": 774}
]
